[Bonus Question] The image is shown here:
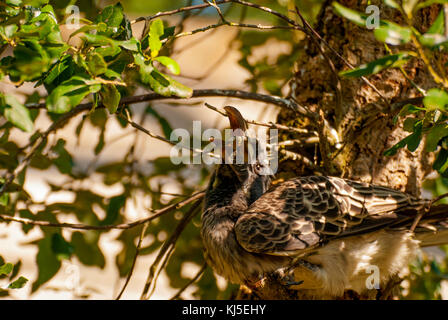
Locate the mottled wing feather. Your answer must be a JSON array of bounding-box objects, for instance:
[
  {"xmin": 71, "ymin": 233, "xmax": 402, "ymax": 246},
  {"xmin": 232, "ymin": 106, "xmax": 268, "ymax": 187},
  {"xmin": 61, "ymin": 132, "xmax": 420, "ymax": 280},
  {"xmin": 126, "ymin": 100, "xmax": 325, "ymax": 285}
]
[{"xmin": 234, "ymin": 176, "xmax": 425, "ymax": 256}]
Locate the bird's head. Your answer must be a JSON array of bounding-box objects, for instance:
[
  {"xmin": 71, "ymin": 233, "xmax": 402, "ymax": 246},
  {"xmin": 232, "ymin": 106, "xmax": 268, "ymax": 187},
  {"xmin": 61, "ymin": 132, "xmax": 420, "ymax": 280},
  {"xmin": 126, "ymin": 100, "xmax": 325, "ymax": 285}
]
[{"xmin": 206, "ymin": 106, "xmax": 272, "ymax": 208}]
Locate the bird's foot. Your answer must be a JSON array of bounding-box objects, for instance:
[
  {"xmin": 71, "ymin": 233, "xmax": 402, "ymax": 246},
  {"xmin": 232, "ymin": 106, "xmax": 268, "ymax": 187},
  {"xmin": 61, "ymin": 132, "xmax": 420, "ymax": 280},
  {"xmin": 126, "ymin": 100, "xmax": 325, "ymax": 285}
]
[
  {"xmin": 283, "ymin": 280, "xmax": 304, "ymax": 287},
  {"xmin": 274, "ymin": 268, "xmax": 304, "ymax": 288},
  {"xmin": 244, "ymin": 276, "xmax": 266, "ymax": 291},
  {"xmin": 290, "ymin": 258, "xmax": 320, "ymax": 273}
]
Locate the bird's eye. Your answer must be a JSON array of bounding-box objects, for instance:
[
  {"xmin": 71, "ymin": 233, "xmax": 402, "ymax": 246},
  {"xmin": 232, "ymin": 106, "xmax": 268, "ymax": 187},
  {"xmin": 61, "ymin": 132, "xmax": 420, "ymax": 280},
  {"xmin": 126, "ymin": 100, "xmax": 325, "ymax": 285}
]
[{"xmin": 255, "ymin": 163, "xmax": 262, "ymax": 173}]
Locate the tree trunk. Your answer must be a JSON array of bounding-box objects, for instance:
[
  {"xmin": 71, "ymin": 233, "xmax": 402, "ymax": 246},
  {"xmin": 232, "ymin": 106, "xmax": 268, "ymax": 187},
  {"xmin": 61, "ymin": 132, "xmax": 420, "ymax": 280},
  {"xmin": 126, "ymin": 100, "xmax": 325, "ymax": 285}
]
[{"xmin": 240, "ymin": 0, "xmax": 443, "ymax": 300}]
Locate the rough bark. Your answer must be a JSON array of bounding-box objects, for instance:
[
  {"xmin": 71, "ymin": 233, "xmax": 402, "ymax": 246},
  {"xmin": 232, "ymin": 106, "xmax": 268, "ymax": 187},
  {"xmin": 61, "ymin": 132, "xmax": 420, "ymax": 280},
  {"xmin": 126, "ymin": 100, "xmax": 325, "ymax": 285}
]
[{"xmin": 242, "ymin": 0, "xmax": 444, "ymax": 300}]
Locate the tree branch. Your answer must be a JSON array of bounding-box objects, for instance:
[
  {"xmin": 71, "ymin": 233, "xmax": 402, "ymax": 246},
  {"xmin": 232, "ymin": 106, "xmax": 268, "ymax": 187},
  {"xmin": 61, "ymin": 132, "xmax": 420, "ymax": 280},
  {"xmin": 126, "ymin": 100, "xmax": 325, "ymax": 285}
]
[
  {"xmin": 131, "ymin": 0, "xmax": 232, "ymax": 24},
  {"xmin": 115, "ymin": 222, "xmax": 149, "ymax": 300},
  {"xmin": 26, "ymin": 89, "xmax": 308, "ymax": 115},
  {"xmin": 140, "ymin": 199, "xmax": 203, "ymax": 300},
  {"xmin": 132, "ymin": 0, "xmax": 303, "ymax": 32},
  {"xmin": 170, "ymin": 262, "xmax": 207, "ymax": 300},
  {"xmin": 0, "ymin": 191, "xmax": 205, "ymax": 231}
]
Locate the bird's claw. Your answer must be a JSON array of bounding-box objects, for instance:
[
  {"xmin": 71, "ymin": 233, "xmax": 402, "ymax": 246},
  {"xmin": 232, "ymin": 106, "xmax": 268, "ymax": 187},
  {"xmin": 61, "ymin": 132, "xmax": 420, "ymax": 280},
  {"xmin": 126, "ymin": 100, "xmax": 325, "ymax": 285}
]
[
  {"xmin": 283, "ymin": 280, "xmax": 304, "ymax": 287},
  {"xmin": 291, "ymin": 258, "xmax": 320, "ymax": 273}
]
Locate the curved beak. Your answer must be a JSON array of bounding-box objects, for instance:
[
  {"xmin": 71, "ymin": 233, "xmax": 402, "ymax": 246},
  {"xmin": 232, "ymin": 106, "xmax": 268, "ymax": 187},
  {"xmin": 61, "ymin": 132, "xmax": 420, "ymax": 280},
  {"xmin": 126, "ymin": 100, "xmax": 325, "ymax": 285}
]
[
  {"xmin": 222, "ymin": 106, "xmax": 253, "ymax": 181},
  {"xmin": 224, "ymin": 106, "xmax": 248, "ymax": 132}
]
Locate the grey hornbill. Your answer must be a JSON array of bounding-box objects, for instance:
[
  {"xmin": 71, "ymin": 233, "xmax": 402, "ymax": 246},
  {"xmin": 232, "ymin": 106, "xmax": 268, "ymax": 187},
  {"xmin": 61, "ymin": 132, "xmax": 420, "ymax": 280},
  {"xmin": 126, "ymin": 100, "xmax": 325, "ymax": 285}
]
[{"xmin": 201, "ymin": 106, "xmax": 448, "ymax": 299}]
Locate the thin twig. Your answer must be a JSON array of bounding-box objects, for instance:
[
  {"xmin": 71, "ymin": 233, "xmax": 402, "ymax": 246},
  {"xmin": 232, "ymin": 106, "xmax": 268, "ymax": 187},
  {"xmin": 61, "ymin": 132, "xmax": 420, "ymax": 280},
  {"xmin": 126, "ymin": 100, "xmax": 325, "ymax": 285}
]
[
  {"xmin": 430, "ymin": 192, "xmax": 448, "ymax": 206},
  {"xmin": 118, "ymin": 112, "xmax": 221, "ymax": 160},
  {"xmin": 170, "ymin": 263, "xmax": 207, "ymax": 300},
  {"xmin": 279, "ymin": 149, "xmax": 319, "ymax": 171},
  {"xmin": 317, "ymin": 109, "xmax": 331, "ymax": 173},
  {"xmin": 140, "ymin": 199, "xmax": 203, "ymax": 300},
  {"xmin": 407, "ymin": 192, "xmax": 448, "ymax": 233},
  {"xmin": 230, "ymin": 0, "xmax": 300, "ymax": 28},
  {"xmin": 132, "ymin": 0, "xmax": 231, "ymax": 24},
  {"xmin": 0, "ymin": 191, "xmax": 205, "ymax": 231},
  {"xmin": 204, "ymin": 103, "xmax": 313, "ymax": 134},
  {"xmin": 176, "ymin": 6, "xmax": 246, "ymax": 81},
  {"xmin": 173, "ymin": 21, "xmax": 296, "ymax": 40},
  {"xmin": 115, "ymin": 222, "xmax": 149, "ymax": 300}
]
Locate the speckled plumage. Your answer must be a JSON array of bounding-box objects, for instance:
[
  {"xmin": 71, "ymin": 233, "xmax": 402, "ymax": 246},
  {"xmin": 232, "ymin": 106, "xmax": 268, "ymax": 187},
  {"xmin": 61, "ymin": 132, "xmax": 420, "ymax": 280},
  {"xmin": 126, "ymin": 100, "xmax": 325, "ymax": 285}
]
[{"xmin": 200, "ymin": 106, "xmax": 448, "ymax": 298}]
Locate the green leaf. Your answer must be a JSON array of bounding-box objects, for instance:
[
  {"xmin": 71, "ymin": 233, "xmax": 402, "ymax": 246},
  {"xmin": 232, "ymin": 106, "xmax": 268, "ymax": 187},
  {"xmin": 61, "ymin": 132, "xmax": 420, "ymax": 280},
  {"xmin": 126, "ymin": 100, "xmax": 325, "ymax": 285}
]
[
  {"xmin": 51, "ymin": 139, "xmax": 73, "ymax": 174},
  {"xmin": 426, "ymin": 123, "xmax": 448, "ymax": 151},
  {"xmin": 0, "ymin": 178, "xmax": 22, "ymax": 193},
  {"xmin": 393, "ymin": 104, "xmax": 424, "ymax": 124},
  {"xmin": 69, "ymin": 23, "xmax": 108, "ymax": 39},
  {"xmin": 403, "ymin": 0, "xmax": 419, "ymax": 18},
  {"xmin": 419, "ymin": 9, "xmax": 448, "ymax": 48},
  {"xmin": 424, "ymin": 88, "xmax": 448, "ymax": 111},
  {"xmin": 134, "ymin": 53, "xmax": 193, "ymax": 98},
  {"xmin": 119, "ymin": 37, "xmax": 140, "ymax": 52},
  {"xmin": 434, "ymin": 148, "xmax": 448, "ymax": 176},
  {"xmin": 374, "ymin": 22, "xmax": 412, "ymax": 45},
  {"xmin": 384, "ymin": 122, "xmax": 422, "ymax": 155},
  {"xmin": 403, "ymin": 117, "xmax": 419, "ymax": 132},
  {"xmin": 149, "ymin": 19, "xmax": 164, "ymax": 58},
  {"xmin": 87, "ymin": 52, "xmax": 108, "ymax": 76},
  {"xmin": 161, "ymin": 26, "xmax": 175, "ymax": 40},
  {"xmin": 32, "ymin": 235, "xmax": 61, "ymax": 292},
  {"xmin": 43, "ymin": 54, "xmax": 75, "ymax": 93},
  {"xmin": 384, "ymin": 0, "xmax": 401, "ymax": 9},
  {"xmin": 6, "ymin": 0, "xmax": 22, "ymax": 5},
  {"xmin": 134, "ymin": 53, "xmax": 155, "ymax": 83},
  {"xmin": 148, "ymin": 69, "xmax": 193, "ymax": 98},
  {"xmin": 419, "ymin": 33, "xmax": 448, "ymax": 47},
  {"xmin": 100, "ymin": 84, "xmax": 121, "ymax": 114},
  {"xmin": 8, "ymin": 276, "xmax": 28, "ymax": 289},
  {"xmin": 332, "ymin": 2, "xmax": 367, "ymax": 26},
  {"xmin": 0, "ymin": 25, "xmax": 18, "ymax": 39},
  {"xmin": 51, "ymin": 233, "xmax": 74, "ymax": 260},
  {"xmin": 0, "ymin": 263, "xmax": 13, "ymax": 276},
  {"xmin": 46, "ymin": 76, "xmax": 91, "ymax": 113},
  {"xmin": 427, "ymin": 8, "xmax": 445, "ymax": 34},
  {"xmin": 154, "ymin": 56, "xmax": 180, "ymax": 75},
  {"xmin": 9, "ymin": 260, "xmax": 22, "ymax": 281},
  {"xmin": 71, "ymin": 232, "xmax": 105, "ymax": 268},
  {"xmin": 416, "ymin": 0, "xmax": 448, "ymax": 10},
  {"xmin": 340, "ymin": 52, "xmax": 413, "ymax": 78},
  {"xmin": 82, "ymin": 33, "xmax": 117, "ymax": 46},
  {"xmin": 0, "ymin": 94, "xmax": 34, "ymax": 132},
  {"xmin": 0, "ymin": 193, "xmax": 9, "ymax": 207},
  {"xmin": 94, "ymin": 129, "xmax": 105, "ymax": 155},
  {"xmin": 333, "ymin": 2, "xmax": 411, "ymax": 45},
  {"xmin": 150, "ymin": 19, "xmax": 164, "ymax": 38},
  {"xmin": 407, "ymin": 125, "xmax": 423, "ymax": 152},
  {"xmin": 97, "ymin": 3, "xmax": 124, "ymax": 28},
  {"xmin": 101, "ymin": 195, "xmax": 126, "ymax": 225},
  {"xmin": 6, "ymin": 40, "xmax": 50, "ymax": 82}
]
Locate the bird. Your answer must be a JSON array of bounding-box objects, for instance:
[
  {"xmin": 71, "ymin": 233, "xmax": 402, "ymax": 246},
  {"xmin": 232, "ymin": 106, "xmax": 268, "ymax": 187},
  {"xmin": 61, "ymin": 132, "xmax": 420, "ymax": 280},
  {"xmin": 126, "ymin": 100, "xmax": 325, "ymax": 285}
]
[{"xmin": 200, "ymin": 106, "xmax": 448, "ymax": 299}]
